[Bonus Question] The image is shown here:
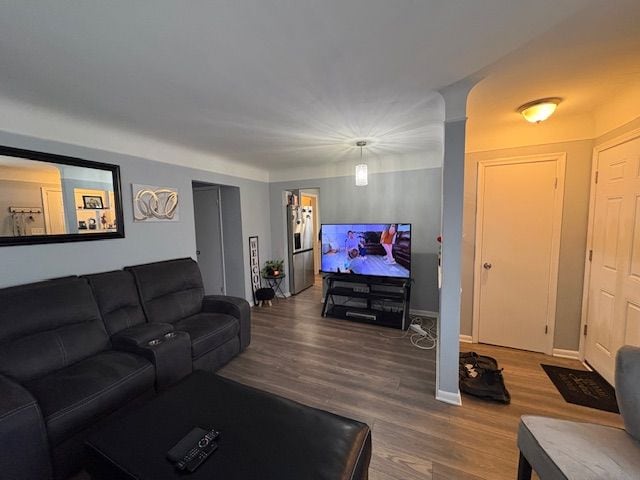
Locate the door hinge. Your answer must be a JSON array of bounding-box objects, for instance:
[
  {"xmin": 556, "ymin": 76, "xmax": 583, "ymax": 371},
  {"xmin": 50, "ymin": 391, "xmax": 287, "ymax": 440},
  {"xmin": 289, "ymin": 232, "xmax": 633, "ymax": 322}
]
[
  {"xmin": 584, "ymin": 324, "xmax": 588, "ymax": 336},
  {"xmin": 595, "ymin": 171, "xmax": 599, "ymax": 184},
  {"xmin": 545, "ymin": 325, "xmax": 548, "ymax": 334},
  {"xmin": 554, "ymin": 177, "xmax": 558, "ymax": 189},
  {"xmin": 589, "ymin": 250, "xmax": 593, "ymax": 262}
]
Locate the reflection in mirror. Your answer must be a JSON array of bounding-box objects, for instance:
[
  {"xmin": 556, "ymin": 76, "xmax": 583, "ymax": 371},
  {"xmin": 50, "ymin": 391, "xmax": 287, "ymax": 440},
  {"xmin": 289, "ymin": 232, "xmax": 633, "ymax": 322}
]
[{"xmin": 0, "ymin": 148, "xmax": 124, "ymax": 245}]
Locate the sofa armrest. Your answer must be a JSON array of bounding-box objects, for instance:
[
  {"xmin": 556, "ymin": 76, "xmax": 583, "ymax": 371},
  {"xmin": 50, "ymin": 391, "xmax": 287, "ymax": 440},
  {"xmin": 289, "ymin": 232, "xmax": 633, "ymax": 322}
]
[
  {"xmin": 111, "ymin": 323, "xmax": 174, "ymax": 349},
  {"xmin": 202, "ymin": 295, "xmax": 251, "ymax": 351},
  {"xmin": 111, "ymin": 324, "xmax": 191, "ymax": 390},
  {"xmin": 0, "ymin": 374, "xmax": 52, "ymax": 479}
]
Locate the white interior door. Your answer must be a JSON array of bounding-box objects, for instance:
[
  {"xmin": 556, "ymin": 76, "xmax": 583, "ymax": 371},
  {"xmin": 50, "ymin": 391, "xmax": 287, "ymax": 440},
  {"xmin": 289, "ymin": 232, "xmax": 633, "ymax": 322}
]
[
  {"xmin": 41, "ymin": 188, "xmax": 66, "ymax": 234},
  {"xmin": 474, "ymin": 155, "xmax": 565, "ymax": 354},
  {"xmin": 585, "ymin": 135, "xmax": 640, "ymax": 383}
]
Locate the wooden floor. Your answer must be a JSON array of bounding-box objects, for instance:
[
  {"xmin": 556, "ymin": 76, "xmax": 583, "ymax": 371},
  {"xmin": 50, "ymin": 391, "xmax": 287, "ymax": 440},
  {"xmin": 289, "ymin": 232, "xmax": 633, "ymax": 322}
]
[{"xmin": 218, "ymin": 281, "xmax": 623, "ymax": 480}]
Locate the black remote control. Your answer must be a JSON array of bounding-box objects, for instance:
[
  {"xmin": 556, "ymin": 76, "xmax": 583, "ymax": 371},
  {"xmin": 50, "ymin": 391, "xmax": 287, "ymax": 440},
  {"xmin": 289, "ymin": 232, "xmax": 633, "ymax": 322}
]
[{"xmin": 175, "ymin": 428, "xmax": 220, "ymax": 472}]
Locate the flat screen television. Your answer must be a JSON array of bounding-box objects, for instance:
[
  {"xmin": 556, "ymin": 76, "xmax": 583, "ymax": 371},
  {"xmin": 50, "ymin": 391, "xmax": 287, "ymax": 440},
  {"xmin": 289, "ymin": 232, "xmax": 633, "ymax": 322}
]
[{"xmin": 320, "ymin": 223, "xmax": 411, "ymax": 279}]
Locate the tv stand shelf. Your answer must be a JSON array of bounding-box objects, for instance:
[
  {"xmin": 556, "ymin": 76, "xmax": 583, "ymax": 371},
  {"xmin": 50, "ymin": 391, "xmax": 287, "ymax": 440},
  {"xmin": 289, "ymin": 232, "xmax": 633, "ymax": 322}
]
[{"xmin": 321, "ymin": 274, "xmax": 412, "ymax": 330}]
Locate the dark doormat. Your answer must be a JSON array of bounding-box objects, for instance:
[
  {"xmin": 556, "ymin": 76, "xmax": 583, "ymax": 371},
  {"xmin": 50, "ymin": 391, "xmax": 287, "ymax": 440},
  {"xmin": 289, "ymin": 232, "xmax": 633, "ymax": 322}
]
[{"xmin": 541, "ymin": 364, "xmax": 619, "ymax": 414}]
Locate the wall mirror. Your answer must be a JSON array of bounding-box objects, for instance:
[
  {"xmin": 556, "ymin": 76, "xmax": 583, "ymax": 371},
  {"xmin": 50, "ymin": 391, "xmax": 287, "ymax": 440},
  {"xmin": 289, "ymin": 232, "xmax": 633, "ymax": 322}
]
[{"xmin": 0, "ymin": 145, "xmax": 125, "ymax": 246}]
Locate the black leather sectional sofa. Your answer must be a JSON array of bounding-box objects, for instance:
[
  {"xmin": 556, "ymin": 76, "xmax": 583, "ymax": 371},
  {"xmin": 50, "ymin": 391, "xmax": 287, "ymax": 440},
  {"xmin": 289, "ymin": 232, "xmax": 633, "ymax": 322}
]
[{"xmin": 0, "ymin": 258, "xmax": 250, "ymax": 480}]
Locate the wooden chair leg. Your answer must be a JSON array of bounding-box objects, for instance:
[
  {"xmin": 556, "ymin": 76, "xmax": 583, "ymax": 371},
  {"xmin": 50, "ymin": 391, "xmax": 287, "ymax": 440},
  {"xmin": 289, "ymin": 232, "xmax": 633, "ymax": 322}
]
[{"xmin": 517, "ymin": 452, "xmax": 532, "ymax": 480}]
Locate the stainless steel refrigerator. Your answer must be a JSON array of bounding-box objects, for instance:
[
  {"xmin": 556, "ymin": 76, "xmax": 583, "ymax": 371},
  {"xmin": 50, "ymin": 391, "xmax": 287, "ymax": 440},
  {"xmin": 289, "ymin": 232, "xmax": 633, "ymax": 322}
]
[{"xmin": 287, "ymin": 205, "xmax": 315, "ymax": 294}]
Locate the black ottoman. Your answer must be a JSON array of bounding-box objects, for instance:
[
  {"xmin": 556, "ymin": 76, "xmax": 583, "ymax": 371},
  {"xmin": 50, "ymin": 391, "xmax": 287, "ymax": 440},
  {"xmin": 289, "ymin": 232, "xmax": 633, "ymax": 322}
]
[{"xmin": 86, "ymin": 370, "xmax": 371, "ymax": 479}]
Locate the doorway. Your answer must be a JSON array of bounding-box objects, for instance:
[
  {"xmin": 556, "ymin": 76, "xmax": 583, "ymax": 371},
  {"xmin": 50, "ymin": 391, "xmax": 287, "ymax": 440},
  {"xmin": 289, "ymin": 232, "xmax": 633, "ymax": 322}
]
[
  {"xmin": 41, "ymin": 187, "xmax": 66, "ymax": 234},
  {"xmin": 583, "ymin": 130, "xmax": 640, "ymax": 383},
  {"xmin": 284, "ymin": 188, "xmax": 320, "ymax": 295},
  {"xmin": 473, "ymin": 153, "xmax": 565, "ymax": 354},
  {"xmin": 192, "ymin": 182, "xmax": 225, "ymax": 295},
  {"xmin": 300, "ymin": 190, "xmax": 320, "ymax": 274}
]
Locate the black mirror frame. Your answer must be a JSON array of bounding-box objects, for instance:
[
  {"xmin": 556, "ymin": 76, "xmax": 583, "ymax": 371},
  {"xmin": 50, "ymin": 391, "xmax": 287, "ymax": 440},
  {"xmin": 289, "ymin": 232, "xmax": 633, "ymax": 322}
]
[{"xmin": 0, "ymin": 145, "xmax": 125, "ymax": 247}]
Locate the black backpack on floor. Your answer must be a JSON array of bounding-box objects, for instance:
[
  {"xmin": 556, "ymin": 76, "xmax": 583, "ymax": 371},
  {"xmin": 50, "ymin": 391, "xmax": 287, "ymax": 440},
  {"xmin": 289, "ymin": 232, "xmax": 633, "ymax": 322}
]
[{"xmin": 459, "ymin": 352, "xmax": 511, "ymax": 404}]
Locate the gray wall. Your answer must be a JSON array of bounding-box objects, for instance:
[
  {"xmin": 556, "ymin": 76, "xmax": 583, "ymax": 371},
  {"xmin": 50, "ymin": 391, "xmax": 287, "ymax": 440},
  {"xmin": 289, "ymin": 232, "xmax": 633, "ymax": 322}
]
[
  {"xmin": 270, "ymin": 168, "xmax": 442, "ymax": 312},
  {"xmin": 438, "ymin": 118, "xmax": 466, "ymax": 399},
  {"xmin": 462, "ymin": 139, "xmax": 593, "ymax": 350},
  {"xmin": 220, "ymin": 185, "xmax": 246, "ymax": 298},
  {"xmin": 0, "ymin": 130, "xmax": 271, "ymax": 304}
]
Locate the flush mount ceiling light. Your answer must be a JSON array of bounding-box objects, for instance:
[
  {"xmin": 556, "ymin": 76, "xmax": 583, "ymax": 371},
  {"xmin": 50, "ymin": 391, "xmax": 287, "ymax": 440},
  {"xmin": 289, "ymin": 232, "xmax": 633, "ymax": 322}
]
[
  {"xmin": 355, "ymin": 140, "xmax": 368, "ymax": 187},
  {"xmin": 517, "ymin": 97, "xmax": 562, "ymax": 123}
]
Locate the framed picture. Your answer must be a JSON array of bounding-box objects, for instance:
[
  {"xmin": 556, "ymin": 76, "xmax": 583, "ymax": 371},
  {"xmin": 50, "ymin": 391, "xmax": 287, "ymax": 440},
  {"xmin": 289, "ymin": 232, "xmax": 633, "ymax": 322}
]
[
  {"xmin": 249, "ymin": 236, "xmax": 261, "ymax": 304},
  {"xmin": 82, "ymin": 195, "xmax": 104, "ymax": 209}
]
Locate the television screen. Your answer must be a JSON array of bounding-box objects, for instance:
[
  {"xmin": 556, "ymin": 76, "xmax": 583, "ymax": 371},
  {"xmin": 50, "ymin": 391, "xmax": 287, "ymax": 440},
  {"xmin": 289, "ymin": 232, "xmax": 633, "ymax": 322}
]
[{"xmin": 320, "ymin": 223, "xmax": 411, "ymax": 278}]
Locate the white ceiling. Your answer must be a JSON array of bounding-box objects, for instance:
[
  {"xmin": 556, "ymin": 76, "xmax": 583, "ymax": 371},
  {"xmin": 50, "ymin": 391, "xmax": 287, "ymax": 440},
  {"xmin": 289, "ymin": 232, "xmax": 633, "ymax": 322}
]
[
  {"xmin": 467, "ymin": 0, "xmax": 640, "ymax": 151},
  {"xmin": 0, "ymin": 1, "xmax": 592, "ymax": 173}
]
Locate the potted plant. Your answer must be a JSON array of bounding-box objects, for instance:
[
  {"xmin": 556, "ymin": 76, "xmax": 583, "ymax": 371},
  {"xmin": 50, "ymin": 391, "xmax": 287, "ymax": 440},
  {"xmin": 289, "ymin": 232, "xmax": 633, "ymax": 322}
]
[{"xmin": 262, "ymin": 259, "xmax": 284, "ymax": 277}]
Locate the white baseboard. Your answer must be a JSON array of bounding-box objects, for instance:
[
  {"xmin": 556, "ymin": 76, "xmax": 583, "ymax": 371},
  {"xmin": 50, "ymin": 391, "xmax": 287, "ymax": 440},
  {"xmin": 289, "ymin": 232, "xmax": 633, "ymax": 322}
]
[
  {"xmin": 436, "ymin": 389, "xmax": 462, "ymax": 406},
  {"xmin": 459, "ymin": 335, "xmax": 473, "ymax": 344},
  {"xmin": 410, "ymin": 309, "xmax": 439, "ymax": 318},
  {"xmin": 552, "ymin": 348, "xmax": 580, "ymax": 360}
]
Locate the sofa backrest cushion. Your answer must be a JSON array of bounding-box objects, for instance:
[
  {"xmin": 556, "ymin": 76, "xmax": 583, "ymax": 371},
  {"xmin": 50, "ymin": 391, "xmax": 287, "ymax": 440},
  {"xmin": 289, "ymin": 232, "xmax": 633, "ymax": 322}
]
[
  {"xmin": 127, "ymin": 258, "xmax": 204, "ymax": 324},
  {"xmin": 0, "ymin": 277, "xmax": 109, "ymax": 382},
  {"xmin": 84, "ymin": 270, "xmax": 147, "ymax": 336}
]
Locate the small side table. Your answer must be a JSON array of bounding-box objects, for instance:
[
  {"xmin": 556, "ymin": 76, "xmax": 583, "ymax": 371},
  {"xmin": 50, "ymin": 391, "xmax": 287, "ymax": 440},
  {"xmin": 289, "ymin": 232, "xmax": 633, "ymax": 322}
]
[{"xmin": 262, "ymin": 273, "xmax": 287, "ymax": 300}]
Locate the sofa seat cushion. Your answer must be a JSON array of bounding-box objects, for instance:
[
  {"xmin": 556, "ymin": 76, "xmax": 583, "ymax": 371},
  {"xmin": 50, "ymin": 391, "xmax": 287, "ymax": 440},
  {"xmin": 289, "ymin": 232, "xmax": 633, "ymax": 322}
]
[
  {"xmin": 518, "ymin": 415, "xmax": 640, "ymax": 480},
  {"xmin": 174, "ymin": 313, "xmax": 239, "ymax": 360},
  {"xmin": 25, "ymin": 350, "xmax": 155, "ymax": 444}
]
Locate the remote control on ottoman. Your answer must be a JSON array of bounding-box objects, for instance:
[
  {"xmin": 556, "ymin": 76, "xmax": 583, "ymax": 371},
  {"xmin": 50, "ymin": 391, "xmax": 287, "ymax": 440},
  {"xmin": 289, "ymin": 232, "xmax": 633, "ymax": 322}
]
[{"xmin": 166, "ymin": 427, "xmax": 220, "ymax": 473}]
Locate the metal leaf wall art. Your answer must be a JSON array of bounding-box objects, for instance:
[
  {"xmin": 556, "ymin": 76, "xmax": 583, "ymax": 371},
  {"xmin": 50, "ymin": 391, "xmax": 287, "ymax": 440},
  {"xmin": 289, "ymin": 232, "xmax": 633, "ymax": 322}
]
[{"xmin": 132, "ymin": 184, "xmax": 180, "ymax": 222}]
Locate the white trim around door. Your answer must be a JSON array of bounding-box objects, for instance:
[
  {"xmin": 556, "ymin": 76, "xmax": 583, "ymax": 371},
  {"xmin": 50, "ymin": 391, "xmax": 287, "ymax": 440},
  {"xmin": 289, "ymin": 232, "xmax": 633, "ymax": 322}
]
[{"xmin": 472, "ymin": 153, "xmax": 566, "ymax": 355}]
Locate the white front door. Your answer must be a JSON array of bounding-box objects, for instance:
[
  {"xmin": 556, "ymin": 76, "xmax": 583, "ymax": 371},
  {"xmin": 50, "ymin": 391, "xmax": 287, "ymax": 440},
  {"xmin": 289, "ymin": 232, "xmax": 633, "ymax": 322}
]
[
  {"xmin": 585, "ymin": 134, "xmax": 640, "ymax": 383},
  {"xmin": 474, "ymin": 154, "xmax": 565, "ymax": 353}
]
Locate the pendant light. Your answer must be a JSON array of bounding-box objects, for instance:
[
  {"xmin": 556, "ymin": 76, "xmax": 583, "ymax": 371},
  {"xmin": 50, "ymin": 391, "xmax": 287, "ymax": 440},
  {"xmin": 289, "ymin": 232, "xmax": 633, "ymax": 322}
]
[{"xmin": 355, "ymin": 140, "xmax": 368, "ymax": 186}]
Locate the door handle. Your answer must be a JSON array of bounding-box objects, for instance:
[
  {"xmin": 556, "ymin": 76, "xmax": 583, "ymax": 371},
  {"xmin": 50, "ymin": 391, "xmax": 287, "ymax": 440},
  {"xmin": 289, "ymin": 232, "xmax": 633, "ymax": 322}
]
[{"xmin": 483, "ymin": 262, "xmax": 492, "ymax": 270}]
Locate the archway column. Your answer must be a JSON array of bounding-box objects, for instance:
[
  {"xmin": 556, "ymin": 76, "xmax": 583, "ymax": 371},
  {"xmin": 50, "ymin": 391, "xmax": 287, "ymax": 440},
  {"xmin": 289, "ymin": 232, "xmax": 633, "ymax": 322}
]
[{"xmin": 436, "ymin": 79, "xmax": 477, "ymax": 405}]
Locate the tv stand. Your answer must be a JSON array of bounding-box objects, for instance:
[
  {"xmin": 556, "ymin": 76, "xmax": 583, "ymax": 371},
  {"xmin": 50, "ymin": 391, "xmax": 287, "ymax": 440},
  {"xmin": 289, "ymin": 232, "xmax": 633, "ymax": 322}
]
[{"xmin": 321, "ymin": 274, "xmax": 412, "ymax": 330}]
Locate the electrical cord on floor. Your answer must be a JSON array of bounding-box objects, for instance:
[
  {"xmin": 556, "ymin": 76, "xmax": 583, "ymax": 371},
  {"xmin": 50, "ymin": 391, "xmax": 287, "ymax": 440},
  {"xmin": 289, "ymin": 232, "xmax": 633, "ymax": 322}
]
[
  {"xmin": 379, "ymin": 315, "xmax": 438, "ymax": 350},
  {"xmin": 410, "ymin": 316, "xmax": 437, "ymax": 350},
  {"xmin": 378, "ymin": 315, "xmax": 418, "ymax": 339}
]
